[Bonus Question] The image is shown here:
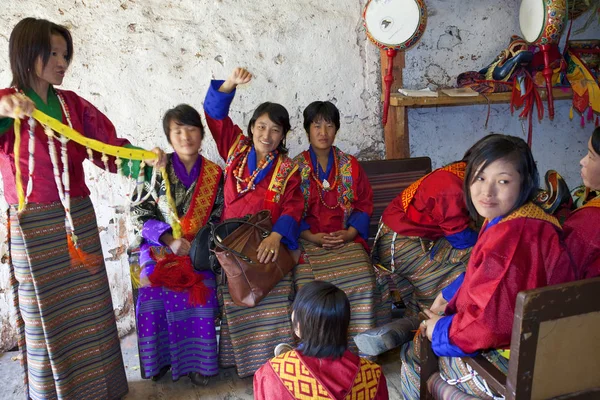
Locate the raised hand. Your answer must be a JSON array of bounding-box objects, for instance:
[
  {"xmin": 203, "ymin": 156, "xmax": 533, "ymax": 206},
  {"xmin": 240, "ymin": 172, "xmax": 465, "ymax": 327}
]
[{"xmin": 219, "ymin": 67, "xmax": 253, "ymax": 93}]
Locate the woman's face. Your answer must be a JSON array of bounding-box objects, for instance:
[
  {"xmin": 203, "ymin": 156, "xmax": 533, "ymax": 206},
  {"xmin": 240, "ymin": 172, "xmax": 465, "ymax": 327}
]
[
  {"xmin": 251, "ymin": 113, "xmax": 283, "ymax": 156},
  {"xmin": 168, "ymin": 119, "xmax": 202, "ymax": 157},
  {"xmin": 308, "ymin": 117, "xmax": 336, "ymax": 152},
  {"xmin": 34, "ymin": 34, "xmax": 69, "ymax": 87},
  {"xmin": 580, "ymin": 137, "xmax": 600, "ymax": 190},
  {"xmin": 470, "ymin": 157, "xmax": 521, "ymax": 220}
]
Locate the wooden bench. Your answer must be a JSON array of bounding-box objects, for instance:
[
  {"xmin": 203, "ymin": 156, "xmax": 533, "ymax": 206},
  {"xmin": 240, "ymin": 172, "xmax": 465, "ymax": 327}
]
[
  {"xmin": 420, "ymin": 277, "xmax": 600, "ymax": 400},
  {"xmin": 360, "ymin": 157, "xmax": 432, "ymax": 246}
]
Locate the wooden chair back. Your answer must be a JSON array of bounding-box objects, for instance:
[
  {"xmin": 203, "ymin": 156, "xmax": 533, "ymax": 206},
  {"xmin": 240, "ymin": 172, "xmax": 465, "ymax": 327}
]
[{"xmin": 420, "ymin": 277, "xmax": 600, "ymax": 400}]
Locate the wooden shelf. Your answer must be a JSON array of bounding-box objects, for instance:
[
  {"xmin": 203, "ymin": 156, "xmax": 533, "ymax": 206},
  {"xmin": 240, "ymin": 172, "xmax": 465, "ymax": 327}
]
[{"xmin": 389, "ymin": 88, "xmax": 573, "ymax": 107}]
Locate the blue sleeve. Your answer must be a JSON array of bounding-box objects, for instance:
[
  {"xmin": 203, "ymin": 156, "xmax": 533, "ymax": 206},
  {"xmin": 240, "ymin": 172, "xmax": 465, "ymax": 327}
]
[
  {"xmin": 431, "ymin": 315, "xmax": 478, "ymax": 357},
  {"xmin": 445, "ymin": 227, "xmax": 478, "ymax": 249},
  {"xmin": 299, "ymin": 219, "xmax": 310, "ymax": 233},
  {"xmin": 347, "ymin": 210, "xmax": 370, "ymax": 240},
  {"xmin": 442, "ymin": 273, "xmax": 465, "ymax": 301},
  {"xmin": 141, "ymin": 219, "xmax": 172, "ymax": 246},
  {"xmin": 204, "ymin": 80, "xmax": 236, "ymax": 120},
  {"xmin": 273, "ymin": 214, "xmax": 300, "ymax": 250}
]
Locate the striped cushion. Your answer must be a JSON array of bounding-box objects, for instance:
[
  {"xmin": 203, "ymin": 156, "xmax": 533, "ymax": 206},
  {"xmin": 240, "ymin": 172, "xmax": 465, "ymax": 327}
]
[{"xmin": 427, "ymin": 372, "xmax": 481, "ymax": 400}]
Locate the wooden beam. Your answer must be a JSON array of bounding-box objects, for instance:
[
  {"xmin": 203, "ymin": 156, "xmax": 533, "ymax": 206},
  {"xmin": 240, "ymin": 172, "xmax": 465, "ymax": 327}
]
[
  {"xmin": 384, "ymin": 105, "xmax": 409, "ymax": 159},
  {"xmin": 380, "ymin": 49, "xmax": 409, "ymax": 159}
]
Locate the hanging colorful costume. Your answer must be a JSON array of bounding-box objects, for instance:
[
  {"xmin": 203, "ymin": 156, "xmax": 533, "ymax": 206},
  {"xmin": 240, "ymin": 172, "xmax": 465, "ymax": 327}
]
[
  {"xmin": 373, "ymin": 162, "xmax": 477, "ymax": 317},
  {"xmin": 563, "ymin": 195, "xmax": 600, "ymax": 279},
  {"xmin": 399, "ymin": 203, "xmax": 575, "ymax": 399},
  {"xmin": 294, "ymin": 146, "xmax": 389, "ymax": 353},
  {"xmin": 253, "ymin": 349, "xmax": 389, "ymax": 400},
  {"xmin": 203, "ymin": 80, "xmax": 304, "ymax": 378},
  {"xmin": 0, "ymin": 86, "xmax": 153, "ymax": 400},
  {"xmin": 129, "ymin": 153, "xmax": 224, "ymax": 380}
]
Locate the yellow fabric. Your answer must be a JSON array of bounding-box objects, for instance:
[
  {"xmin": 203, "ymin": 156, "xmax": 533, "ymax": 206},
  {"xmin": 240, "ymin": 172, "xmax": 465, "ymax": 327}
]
[
  {"xmin": 269, "ymin": 350, "xmax": 382, "ymax": 400},
  {"xmin": 566, "ymin": 51, "xmax": 600, "ymax": 113},
  {"xmin": 179, "ymin": 159, "xmax": 221, "ymax": 237},
  {"xmin": 162, "ymin": 168, "xmax": 182, "ymax": 239},
  {"xmin": 497, "ymin": 202, "xmax": 561, "ymax": 230},
  {"xmin": 13, "ymin": 118, "xmax": 25, "ymax": 211},
  {"xmin": 30, "ymin": 109, "xmax": 157, "ymax": 160},
  {"xmin": 497, "ymin": 349, "xmax": 510, "ymax": 359}
]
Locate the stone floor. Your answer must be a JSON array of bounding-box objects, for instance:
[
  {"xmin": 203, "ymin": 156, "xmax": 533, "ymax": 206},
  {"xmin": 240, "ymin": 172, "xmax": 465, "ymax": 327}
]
[{"xmin": 0, "ymin": 334, "xmax": 405, "ymax": 399}]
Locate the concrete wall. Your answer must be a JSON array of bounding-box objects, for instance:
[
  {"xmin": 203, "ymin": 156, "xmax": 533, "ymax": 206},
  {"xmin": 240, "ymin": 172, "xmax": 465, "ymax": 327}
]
[{"xmin": 0, "ymin": 1, "xmax": 598, "ymax": 351}]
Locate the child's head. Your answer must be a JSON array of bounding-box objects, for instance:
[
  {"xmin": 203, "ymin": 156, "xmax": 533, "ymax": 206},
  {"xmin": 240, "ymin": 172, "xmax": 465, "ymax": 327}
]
[
  {"xmin": 292, "ymin": 281, "xmax": 350, "ymax": 359},
  {"xmin": 303, "ymin": 101, "xmax": 340, "ymax": 151},
  {"xmin": 247, "ymin": 102, "xmax": 290, "ymax": 155},
  {"xmin": 162, "ymin": 104, "xmax": 204, "ymax": 156},
  {"xmin": 9, "ymin": 18, "xmax": 74, "ymax": 90},
  {"xmin": 464, "ymin": 134, "xmax": 539, "ymax": 220},
  {"xmin": 580, "ymin": 127, "xmax": 600, "ymax": 191}
]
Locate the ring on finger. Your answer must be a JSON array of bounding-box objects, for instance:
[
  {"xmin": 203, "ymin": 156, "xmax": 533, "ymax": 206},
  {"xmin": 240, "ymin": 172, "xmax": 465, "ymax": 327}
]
[{"xmin": 269, "ymin": 249, "xmax": 275, "ymax": 254}]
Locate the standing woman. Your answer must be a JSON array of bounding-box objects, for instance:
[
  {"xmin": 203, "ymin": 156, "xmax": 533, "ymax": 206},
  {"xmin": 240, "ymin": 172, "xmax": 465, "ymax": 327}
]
[
  {"xmin": 563, "ymin": 126, "xmax": 600, "ymax": 279},
  {"xmin": 0, "ymin": 18, "xmax": 164, "ymax": 399},
  {"xmin": 130, "ymin": 105, "xmax": 224, "ymax": 386},
  {"xmin": 203, "ymin": 67, "xmax": 304, "ymax": 377},
  {"xmin": 293, "ymin": 101, "xmax": 386, "ymax": 354}
]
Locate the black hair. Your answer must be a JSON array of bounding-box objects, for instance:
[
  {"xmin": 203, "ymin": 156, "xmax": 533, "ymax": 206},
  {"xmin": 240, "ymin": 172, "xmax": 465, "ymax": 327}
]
[
  {"xmin": 9, "ymin": 18, "xmax": 74, "ymax": 90},
  {"xmin": 302, "ymin": 101, "xmax": 341, "ymax": 134},
  {"xmin": 246, "ymin": 102, "xmax": 290, "ymax": 154},
  {"xmin": 292, "ymin": 281, "xmax": 350, "ymax": 359},
  {"xmin": 592, "ymin": 126, "xmax": 600, "ymax": 156},
  {"xmin": 464, "ymin": 134, "xmax": 539, "ymax": 219},
  {"xmin": 162, "ymin": 104, "xmax": 204, "ymax": 144}
]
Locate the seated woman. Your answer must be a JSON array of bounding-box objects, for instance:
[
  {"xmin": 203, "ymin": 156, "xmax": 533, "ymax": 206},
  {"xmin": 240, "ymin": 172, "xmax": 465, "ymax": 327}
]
[
  {"xmin": 371, "ymin": 144, "xmax": 480, "ymax": 321},
  {"xmin": 293, "ymin": 101, "xmax": 386, "ymax": 354},
  {"xmin": 563, "ymin": 126, "xmax": 600, "ymax": 279},
  {"xmin": 130, "ymin": 104, "xmax": 223, "ymax": 386},
  {"xmin": 203, "ymin": 67, "xmax": 304, "ymax": 378},
  {"xmin": 253, "ymin": 281, "xmax": 389, "ymax": 400},
  {"xmin": 400, "ymin": 134, "xmax": 575, "ymax": 399}
]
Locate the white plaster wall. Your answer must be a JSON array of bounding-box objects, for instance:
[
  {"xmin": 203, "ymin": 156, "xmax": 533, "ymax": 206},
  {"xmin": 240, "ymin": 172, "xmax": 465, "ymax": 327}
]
[
  {"xmin": 0, "ymin": 1, "xmax": 598, "ymax": 351},
  {"xmin": 0, "ymin": 0, "xmax": 383, "ymax": 351}
]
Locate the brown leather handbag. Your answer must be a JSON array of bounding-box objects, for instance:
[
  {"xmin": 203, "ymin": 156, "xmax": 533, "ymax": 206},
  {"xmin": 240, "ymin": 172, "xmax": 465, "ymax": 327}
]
[{"xmin": 213, "ymin": 210, "xmax": 295, "ymax": 307}]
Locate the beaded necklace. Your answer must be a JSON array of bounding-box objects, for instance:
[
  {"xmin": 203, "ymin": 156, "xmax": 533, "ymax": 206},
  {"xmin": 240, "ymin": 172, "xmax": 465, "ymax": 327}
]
[
  {"xmin": 310, "ymin": 149, "xmax": 342, "ymax": 210},
  {"xmin": 234, "ymin": 149, "xmax": 276, "ymax": 194}
]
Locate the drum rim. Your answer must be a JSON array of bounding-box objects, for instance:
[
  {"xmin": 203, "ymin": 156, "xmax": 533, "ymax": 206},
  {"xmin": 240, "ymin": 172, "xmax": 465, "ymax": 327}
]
[{"xmin": 363, "ymin": 0, "xmax": 428, "ymax": 50}]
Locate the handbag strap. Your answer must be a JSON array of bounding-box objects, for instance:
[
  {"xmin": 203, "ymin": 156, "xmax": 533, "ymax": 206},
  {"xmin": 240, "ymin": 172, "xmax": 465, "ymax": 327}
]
[{"xmin": 213, "ymin": 219, "xmax": 271, "ymax": 263}]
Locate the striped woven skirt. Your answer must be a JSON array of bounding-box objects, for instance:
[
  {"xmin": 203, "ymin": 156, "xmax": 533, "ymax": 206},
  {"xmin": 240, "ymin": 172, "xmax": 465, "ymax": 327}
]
[
  {"xmin": 373, "ymin": 223, "xmax": 471, "ymax": 317},
  {"xmin": 8, "ymin": 197, "xmax": 128, "ymax": 400},
  {"xmin": 218, "ymin": 271, "xmax": 295, "ymax": 378},
  {"xmin": 400, "ymin": 335, "xmax": 508, "ymax": 399},
  {"xmin": 135, "ymin": 270, "xmax": 218, "ymax": 380},
  {"xmin": 294, "ymin": 240, "xmax": 390, "ymax": 355}
]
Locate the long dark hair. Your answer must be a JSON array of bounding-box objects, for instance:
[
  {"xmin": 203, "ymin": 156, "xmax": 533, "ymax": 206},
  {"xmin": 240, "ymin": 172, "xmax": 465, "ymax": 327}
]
[
  {"xmin": 9, "ymin": 18, "xmax": 74, "ymax": 90},
  {"xmin": 464, "ymin": 134, "xmax": 539, "ymax": 219},
  {"xmin": 592, "ymin": 126, "xmax": 600, "ymax": 156},
  {"xmin": 247, "ymin": 102, "xmax": 290, "ymax": 154},
  {"xmin": 292, "ymin": 281, "xmax": 350, "ymax": 359},
  {"xmin": 162, "ymin": 104, "xmax": 204, "ymax": 144}
]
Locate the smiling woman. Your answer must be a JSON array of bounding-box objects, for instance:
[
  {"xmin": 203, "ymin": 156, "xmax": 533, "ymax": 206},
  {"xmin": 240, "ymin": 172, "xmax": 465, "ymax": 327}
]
[
  {"xmin": 202, "ymin": 67, "xmax": 304, "ymax": 378},
  {"xmin": 399, "ymin": 134, "xmax": 575, "ymax": 399}
]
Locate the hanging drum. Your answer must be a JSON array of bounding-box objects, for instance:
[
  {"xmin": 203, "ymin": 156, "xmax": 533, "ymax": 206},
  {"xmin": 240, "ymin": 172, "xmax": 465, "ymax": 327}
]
[
  {"xmin": 519, "ymin": 0, "xmax": 567, "ymax": 120},
  {"xmin": 363, "ymin": 0, "xmax": 427, "ymax": 125}
]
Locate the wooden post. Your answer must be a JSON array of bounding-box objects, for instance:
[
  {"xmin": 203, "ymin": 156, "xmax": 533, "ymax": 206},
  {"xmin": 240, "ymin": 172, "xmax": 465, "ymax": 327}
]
[{"xmin": 380, "ymin": 49, "xmax": 410, "ymax": 159}]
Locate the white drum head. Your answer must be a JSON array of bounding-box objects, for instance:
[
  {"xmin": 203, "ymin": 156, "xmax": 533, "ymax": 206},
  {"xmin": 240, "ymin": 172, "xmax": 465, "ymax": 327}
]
[
  {"xmin": 364, "ymin": 0, "xmax": 421, "ymax": 48},
  {"xmin": 520, "ymin": 0, "xmax": 545, "ymax": 43}
]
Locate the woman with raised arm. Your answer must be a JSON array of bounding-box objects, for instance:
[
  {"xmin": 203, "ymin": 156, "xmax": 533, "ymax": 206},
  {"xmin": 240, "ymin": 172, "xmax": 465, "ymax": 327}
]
[{"xmin": 202, "ymin": 67, "xmax": 304, "ymax": 377}]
